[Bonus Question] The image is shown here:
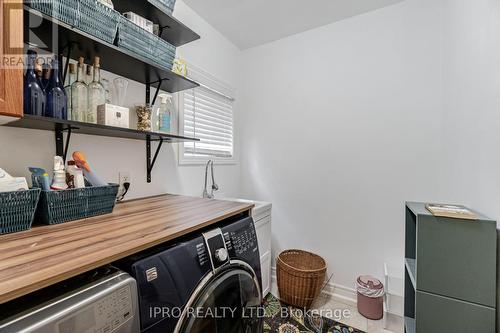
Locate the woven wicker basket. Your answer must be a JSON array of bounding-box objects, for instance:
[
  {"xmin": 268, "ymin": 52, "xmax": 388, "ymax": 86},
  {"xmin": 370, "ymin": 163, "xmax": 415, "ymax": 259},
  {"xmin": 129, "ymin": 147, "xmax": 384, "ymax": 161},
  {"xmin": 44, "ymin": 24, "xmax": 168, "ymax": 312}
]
[{"xmin": 277, "ymin": 249, "xmax": 327, "ymax": 308}]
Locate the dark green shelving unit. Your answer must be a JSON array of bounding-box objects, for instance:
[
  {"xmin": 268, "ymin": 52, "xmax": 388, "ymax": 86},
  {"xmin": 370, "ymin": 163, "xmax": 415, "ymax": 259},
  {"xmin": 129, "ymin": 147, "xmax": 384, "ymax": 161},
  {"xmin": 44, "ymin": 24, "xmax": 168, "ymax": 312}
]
[{"xmin": 404, "ymin": 202, "xmax": 497, "ymax": 333}]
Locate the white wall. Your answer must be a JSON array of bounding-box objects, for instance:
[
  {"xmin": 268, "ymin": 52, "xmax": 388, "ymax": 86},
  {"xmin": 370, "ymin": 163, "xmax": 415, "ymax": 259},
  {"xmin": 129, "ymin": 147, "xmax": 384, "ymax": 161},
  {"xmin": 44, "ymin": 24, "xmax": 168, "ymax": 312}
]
[
  {"xmin": 238, "ymin": 0, "xmax": 445, "ymax": 289},
  {"xmin": 440, "ymin": 0, "xmax": 500, "ymax": 222},
  {"xmin": 0, "ymin": 0, "xmax": 242, "ymax": 199},
  {"xmin": 438, "ymin": 1, "xmax": 500, "ymax": 321}
]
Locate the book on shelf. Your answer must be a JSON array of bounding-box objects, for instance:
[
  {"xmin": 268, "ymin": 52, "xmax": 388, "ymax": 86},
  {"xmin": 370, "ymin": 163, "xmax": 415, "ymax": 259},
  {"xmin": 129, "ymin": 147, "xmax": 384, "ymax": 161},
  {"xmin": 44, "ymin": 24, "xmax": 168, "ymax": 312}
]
[{"xmin": 425, "ymin": 203, "xmax": 477, "ymax": 220}]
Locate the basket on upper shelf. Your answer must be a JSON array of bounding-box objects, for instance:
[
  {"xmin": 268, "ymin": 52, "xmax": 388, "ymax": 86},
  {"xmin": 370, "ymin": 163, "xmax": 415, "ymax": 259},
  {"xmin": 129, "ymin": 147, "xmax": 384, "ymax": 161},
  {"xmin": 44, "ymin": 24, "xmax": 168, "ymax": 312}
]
[
  {"xmin": 78, "ymin": 0, "xmax": 120, "ymax": 44},
  {"xmin": 148, "ymin": 0, "xmax": 177, "ymax": 15},
  {"xmin": 26, "ymin": 0, "xmax": 121, "ymax": 44},
  {"xmin": 0, "ymin": 188, "xmax": 41, "ymax": 235},
  {"xmin": 117, "ymin": 16, "xmax": 176, "ymax": 71},
  {"xmin": 27, "ymin": 0, "xmax": 80, "ymax": 26}
]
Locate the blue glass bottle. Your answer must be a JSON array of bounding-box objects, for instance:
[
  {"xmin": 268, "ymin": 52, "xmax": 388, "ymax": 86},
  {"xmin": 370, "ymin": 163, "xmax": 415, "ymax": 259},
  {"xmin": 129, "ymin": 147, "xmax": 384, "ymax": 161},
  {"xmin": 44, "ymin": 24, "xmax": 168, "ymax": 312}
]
[
  {"xmin": 41, "ymin": 64, "xmax": 51, "ymax": 91},
  {"xmin": 45, "ymin": 56, "xmax": 68, "ymax": 119},
  {"xmin": 23, "ymin": 50, "xmax": 45, "ymax": 116}
]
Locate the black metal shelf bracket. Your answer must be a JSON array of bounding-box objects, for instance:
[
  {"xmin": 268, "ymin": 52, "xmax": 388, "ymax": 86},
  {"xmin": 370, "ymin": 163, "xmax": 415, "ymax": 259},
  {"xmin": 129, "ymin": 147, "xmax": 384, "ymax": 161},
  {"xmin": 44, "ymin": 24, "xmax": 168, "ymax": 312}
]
[
  {"xmin": 145, "ymin": 78, "xmax": 169, "ymax": 105},
  {"xmin": 146, "ymin": 136, "xmax": 167, "ymax": 183},
  {"xmin": 55, "ymin": 124, "xmax": 73, "ymax": 162}
]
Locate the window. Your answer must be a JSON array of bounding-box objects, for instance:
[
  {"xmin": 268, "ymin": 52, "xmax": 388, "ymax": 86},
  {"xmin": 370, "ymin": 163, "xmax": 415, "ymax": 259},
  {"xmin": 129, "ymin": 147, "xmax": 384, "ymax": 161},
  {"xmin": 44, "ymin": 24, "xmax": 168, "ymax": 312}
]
[{"xmin": 179, "ymin": 62, "xmax": 235, "ymax": 163}]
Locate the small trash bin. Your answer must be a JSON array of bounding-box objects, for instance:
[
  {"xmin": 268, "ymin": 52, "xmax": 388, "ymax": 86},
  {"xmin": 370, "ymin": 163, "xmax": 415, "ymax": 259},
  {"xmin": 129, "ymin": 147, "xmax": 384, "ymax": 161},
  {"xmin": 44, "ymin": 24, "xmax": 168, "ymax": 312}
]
[{"xmin": 356, "ymin": 275, "xmax": 385, "ymax": 320}]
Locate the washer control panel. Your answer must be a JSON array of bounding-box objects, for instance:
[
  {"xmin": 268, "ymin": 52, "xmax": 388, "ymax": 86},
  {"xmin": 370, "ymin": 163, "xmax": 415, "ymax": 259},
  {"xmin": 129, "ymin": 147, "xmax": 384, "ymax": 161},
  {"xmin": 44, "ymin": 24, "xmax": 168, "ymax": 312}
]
[
  {"xmin": 58, "ymin": 285, "xmax": 133, "ymax": 333},
  {"xmin": 229, "ymin": 228, "xmax": 258, "ymax": 256},
  {"xmin": 196, "ymin": 243, "xmax": 209, "ymax": 267}
]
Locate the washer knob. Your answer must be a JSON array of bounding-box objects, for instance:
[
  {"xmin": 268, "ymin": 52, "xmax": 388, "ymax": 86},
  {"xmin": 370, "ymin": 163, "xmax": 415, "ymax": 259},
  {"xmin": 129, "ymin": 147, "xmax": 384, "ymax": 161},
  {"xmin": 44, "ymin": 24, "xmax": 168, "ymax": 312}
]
[{"xmin": 214, "ymin": 248, "xmax": 228, "ymax": 262}]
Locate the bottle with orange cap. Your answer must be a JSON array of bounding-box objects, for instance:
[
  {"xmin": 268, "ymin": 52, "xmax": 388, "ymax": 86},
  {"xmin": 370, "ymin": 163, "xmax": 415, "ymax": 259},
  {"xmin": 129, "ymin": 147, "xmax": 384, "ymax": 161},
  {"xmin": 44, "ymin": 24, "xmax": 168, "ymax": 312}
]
[{"xmin": 72, "ymin": 151, "xmax": 108, "ymax": 187}]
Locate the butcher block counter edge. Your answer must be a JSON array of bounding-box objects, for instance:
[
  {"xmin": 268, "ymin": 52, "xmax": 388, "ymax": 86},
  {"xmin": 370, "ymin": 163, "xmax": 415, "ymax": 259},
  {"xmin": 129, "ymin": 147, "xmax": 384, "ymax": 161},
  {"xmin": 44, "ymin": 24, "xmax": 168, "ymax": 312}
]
[{"xmin": 0, "ymin": 194, "xmax": 254, "ymax": 304}]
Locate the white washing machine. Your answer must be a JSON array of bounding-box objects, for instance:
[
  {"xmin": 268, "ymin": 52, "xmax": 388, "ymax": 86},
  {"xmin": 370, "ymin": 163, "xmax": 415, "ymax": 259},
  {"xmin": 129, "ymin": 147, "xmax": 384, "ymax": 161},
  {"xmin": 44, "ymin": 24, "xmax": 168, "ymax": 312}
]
[{"xmin": 0, "ymin": 267, "xmax": 140, "ymax": 333}]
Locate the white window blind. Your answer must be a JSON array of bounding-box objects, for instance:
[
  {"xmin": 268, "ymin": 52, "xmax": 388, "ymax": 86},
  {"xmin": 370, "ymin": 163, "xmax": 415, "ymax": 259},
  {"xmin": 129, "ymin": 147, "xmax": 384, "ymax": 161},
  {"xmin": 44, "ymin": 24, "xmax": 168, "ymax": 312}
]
[{"xmin": 181, "ymin": 64, "xmax": 234, "ymax": 159}]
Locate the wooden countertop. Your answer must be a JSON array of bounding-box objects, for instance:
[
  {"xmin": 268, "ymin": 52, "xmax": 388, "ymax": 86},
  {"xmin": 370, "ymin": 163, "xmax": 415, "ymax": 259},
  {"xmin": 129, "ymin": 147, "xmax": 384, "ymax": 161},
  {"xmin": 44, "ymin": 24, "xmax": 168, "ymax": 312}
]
[{"xmin": 0, "ymin": 194, "xmax": 253, "ymax": 304}]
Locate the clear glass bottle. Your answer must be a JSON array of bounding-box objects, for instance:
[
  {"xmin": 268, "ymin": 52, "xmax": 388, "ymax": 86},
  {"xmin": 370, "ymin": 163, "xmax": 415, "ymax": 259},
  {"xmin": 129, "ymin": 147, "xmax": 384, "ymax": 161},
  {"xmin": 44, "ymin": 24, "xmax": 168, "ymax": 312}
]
[
  {"xmin": 71, "ymin": 57, "xmax": 88, "ymax": 122},
  {"xmin": 87, "ymin": 57, "xmax": 106, "ymax": 124},
  {"xmin": 23, "ymin": 50, "xmax": 45, "ymax": 116},
  {"xmin": 45, "ymin": 56, "xmax": 68, "ymax": 119},
  {"xmin": 85, "ymin": 64, "xmax": 93, "ymax": 85},
  {"xmin": 65, "ymin": 63, "xmax": 76, "ymax": 119}
]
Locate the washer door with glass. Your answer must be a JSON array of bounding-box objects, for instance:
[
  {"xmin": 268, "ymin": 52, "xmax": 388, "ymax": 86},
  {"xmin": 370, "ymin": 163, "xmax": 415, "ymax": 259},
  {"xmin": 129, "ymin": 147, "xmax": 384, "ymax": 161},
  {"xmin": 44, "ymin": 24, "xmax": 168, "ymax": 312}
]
[{"xmin": 176, "ymin": 264, "xmax": 263, "ymax": 333}]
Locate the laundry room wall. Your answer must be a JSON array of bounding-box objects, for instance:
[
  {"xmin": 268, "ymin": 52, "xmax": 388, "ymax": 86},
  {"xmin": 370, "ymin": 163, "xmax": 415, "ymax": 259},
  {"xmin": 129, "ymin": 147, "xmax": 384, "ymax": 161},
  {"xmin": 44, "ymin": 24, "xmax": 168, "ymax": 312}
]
[
  {"xmin": 439, "ymin": 0, "xmax": 500, "ymax": 225},
  {"xmin": 0, "ymin": 0, "xmax": 242, "ymax": 199},
  {"xmin": 237, "ymin": 0, "xmax": 445, "ymax": 295}
]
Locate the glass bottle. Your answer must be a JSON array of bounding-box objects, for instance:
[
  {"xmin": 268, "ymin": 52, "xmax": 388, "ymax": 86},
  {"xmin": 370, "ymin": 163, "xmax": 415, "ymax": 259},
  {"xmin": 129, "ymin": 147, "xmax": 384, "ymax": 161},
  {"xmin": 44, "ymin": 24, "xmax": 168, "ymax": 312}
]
[
  {"xmin": 65, "ymin": 63, "xmax": 76, "ymax": 119},
  {"xmin": 45, "ymin": 56, "xmax": 68, "ymax": 119},
  {"xmin": 85, "ymin": 64, "xmax": 93, "ymax": 85},
  {"xmin": 35, "ymin": 62, "xmax": 44, "ymax": 92},
  {"xmin": 41, "ymin": 63, "xmax": 51, "ymax": 91},
  {"xmin": 71, "ymin": 57, "xmax": 88, "ymax": 122},
  {"xmin": 87, "ymin": 57, "xmax": 106, "ymax": 124},
  {"xmin": 23, "ymin": 50, "xmax": 45, "ymax": 116}
]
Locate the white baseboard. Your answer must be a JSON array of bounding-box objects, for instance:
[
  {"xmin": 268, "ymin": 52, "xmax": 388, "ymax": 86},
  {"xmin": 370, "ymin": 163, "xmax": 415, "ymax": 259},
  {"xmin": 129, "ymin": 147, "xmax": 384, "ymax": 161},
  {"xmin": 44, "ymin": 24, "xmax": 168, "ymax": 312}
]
[
  {"xmin": 271, "ymin": 267, "xmax": 358, "ymax": 307},
  {"xmin": 0, "ymin": 116, "xmax": 18, "ymax": 125}
]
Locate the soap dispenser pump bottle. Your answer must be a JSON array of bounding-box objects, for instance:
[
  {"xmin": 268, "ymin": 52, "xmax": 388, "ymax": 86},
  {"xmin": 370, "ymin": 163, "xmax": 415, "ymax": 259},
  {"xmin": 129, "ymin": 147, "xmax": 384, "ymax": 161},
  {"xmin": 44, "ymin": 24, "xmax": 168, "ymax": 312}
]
[{"xmin": 157, "ymin": 93, "xmax": 172, "ymax": 133}]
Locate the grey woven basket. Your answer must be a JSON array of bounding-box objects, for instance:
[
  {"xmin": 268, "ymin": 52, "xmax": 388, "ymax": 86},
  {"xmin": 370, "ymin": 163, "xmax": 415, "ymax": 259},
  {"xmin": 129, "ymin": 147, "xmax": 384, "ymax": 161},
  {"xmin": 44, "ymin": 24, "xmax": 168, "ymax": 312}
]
[
  {"xmin": 36, "ymin": 184, "xmax": 119, "ymax": 225},
  {"xmin": 118, "ymin": 16, "xmax": 176, "ymax": 71},
  {"xmin": 77, "ymin": 0, "xmax": 120, "ymax": 44},
  {"xmin": 148, "ymin": 0, "xmax": 176, "ymax": 15},
  {"xmin": 0, "ymin": 189, "xmax": 41, "ymax": 235},
  {"xmin": 87, "ymin": 184, "xmax": 119, "ymax": 217},
  {"xmin": 27, "ymin": 0, "xmax": 80, "ymax": 26}
]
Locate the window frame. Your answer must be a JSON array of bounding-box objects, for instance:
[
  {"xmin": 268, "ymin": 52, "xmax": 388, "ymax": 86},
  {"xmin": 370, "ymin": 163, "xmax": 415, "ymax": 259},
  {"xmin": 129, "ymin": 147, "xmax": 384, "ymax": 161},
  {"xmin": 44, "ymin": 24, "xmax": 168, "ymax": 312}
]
[{"xmin": 178, "ymin": 62, "xmax": 237, "ymax": 166}]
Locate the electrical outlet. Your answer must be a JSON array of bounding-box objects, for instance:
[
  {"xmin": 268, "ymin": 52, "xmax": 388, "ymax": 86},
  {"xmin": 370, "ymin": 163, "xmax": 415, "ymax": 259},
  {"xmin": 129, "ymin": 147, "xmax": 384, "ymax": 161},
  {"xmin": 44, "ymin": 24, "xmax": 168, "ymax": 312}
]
[{"xmin": 119, "ymin": 172, "xmax": 131, "ymax": 185}]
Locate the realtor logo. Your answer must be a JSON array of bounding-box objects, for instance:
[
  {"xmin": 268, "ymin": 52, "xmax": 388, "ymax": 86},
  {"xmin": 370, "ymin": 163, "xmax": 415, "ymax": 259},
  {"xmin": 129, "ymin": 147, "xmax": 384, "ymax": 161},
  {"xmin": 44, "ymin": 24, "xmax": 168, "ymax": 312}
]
[{"xmin": 2, "ymin": 0, "xmax": 60, "ymax": 70}]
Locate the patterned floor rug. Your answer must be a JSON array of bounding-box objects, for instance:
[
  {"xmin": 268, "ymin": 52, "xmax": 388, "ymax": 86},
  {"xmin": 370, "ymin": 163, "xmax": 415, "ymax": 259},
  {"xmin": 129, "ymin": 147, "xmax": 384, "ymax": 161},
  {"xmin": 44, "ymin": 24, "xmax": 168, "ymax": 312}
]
[{"xmin": 263, "ymin": 294, "xmax": 366, "ymax": 333}]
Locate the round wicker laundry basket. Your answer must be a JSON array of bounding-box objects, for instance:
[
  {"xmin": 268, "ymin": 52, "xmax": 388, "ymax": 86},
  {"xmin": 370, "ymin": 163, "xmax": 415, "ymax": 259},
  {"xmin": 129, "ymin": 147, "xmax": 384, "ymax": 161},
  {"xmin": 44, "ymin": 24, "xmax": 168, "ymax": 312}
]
[{"xmin": 277, "ymin": 249, "xmax": 327, "ymax": 308}]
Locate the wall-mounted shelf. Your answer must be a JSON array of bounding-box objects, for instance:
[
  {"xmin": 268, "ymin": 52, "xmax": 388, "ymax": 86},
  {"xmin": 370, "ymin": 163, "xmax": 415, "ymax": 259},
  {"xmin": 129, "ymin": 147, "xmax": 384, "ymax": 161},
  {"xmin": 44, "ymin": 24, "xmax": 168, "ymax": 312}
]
[
  {"xmin": 113, "ymin": 0, "xmax": 200, "ymax": 47},
  {"xmin": 21, "ymin": 1, "xmax": 202, "ymax": 183},
  {"xmin": 25, "ymin": 7, "xmax": 199, "ymax": 95},
  {"xmin": 4, "ymin": 115, "xmax": 199, "ymax": 182}
]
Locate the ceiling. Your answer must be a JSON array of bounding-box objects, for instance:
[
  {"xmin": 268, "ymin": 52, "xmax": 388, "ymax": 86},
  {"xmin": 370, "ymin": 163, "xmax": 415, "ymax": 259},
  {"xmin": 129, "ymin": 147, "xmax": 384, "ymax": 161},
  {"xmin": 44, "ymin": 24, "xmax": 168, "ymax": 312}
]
[{"xmin": 183, "ymin": 0, "xmax": 404, "ymax": 50}]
